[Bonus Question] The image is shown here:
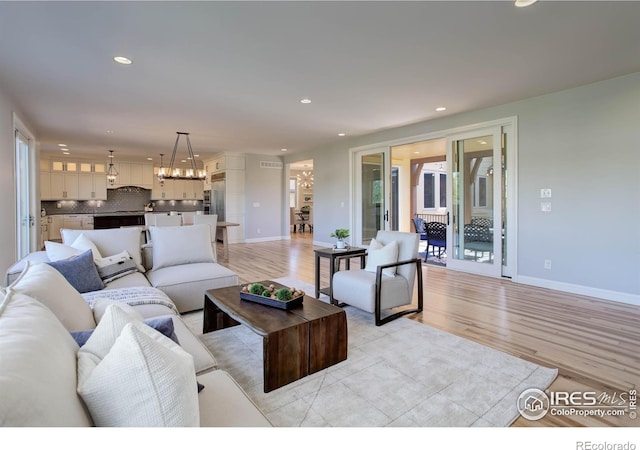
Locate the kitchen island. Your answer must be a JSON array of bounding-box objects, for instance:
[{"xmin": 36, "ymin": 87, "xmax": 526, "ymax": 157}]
[{"xmin": 93, "ymin": 212, "xmax": 145, "ymax": 229}]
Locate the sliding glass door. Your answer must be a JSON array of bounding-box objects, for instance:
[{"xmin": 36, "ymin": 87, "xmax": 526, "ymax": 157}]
[
  {"xmin": 353, "ymin": 147, "xmax": 391, "ymax": 246},
  {"xmin": 446, "ymin": 126, "xmax": 504, "ymax": 277}
]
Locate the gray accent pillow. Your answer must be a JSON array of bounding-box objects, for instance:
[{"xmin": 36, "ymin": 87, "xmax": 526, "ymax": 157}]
[
  {"xmin": 96, "ymin": 258, "xmax": 138, "ymax": 284},
  {"xmin": 46, "ymin": 249, "xmax": 104, "ymax": 294}
]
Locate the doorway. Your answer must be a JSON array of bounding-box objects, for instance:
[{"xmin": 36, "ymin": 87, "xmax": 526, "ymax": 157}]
[{"xmin": 288, "ymin": 160, "xmax": 314, "ymax": 237}]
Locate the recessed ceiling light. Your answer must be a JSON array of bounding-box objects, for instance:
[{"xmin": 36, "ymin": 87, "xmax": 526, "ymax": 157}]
[
  {"xmin": 106, "ymin": 130, "xmax": 114, "ymax": 134},
  {"xmin": 147, "ymin": 157, "xmax": 153, "ymax": 161},
  {"xmin": 515, "ymin": 0, "xmax": 537, "ymax": 7},
  {"xmin": 194, "ymin": 154, "xmax": 199, "ymax": 158},
  {"xmin": 436, "ymin": 106, "xmax": 447, "ymax": 112},
  {"xmin": 113, "ymin": 56, "xmax": 132, "ymax": 65},
  {"xmin": 300, "ymin": 98, "xmax": 311, "ymax": 104},
  {"xmin": 414, "ymin": 151, "xmax": 420, "ymax": 154},
  {"xmin": 281, "ymin": 148, "xmax": 288, "ymax": 152},
  {"xmin": 62, "ymin": 152, "xmax": 70, "ymax": 155},
  {"xmin": 338, "ymin": 133, "xmax": 346, "ymax": 137},
  {"xmin": 58, "ymin": 143, "xmax": 67, "ymax": 147}
]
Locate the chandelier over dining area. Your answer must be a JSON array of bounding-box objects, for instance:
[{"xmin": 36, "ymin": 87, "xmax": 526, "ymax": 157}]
[
  {"xmin": 297, "ymin": 170, "xmax": 313, "ymax": 189},
  {"xmin": 157, "ymin": 131, "xmax": 206, "ymax": 186}
]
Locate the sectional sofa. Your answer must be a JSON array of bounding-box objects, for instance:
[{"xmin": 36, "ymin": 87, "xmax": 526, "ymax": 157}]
[{"xmin": 1, "ymin": 225, "xmax": 271, "ymax": 427}]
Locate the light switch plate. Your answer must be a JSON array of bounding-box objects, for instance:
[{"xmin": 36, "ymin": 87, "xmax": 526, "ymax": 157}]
[
  {"xmin": 541, "ymin": 202, "xmax": 552, "ymax": 212},
  {"xmin": 540, "ymin": 188, "xmax": 552, "ymax": 198}
]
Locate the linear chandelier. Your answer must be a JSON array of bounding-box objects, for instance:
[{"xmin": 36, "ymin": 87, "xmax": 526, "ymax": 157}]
[
  {"xmin": 106, "ymin": 150, "xmax": 119, "ymax": 186},
  {"xmin": 157, "ymin": 131, "xmax": 206, "ymax": 186}
]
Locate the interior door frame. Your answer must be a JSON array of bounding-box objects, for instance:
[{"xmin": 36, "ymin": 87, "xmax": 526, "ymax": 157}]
[{"xmin": 13, "ymin": 113, "xmax": 38, "ymax": 259}]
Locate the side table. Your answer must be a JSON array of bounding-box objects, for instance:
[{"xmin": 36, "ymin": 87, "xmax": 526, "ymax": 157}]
[{"xmin": 314, "ymin": 246, "xmax": 367, "ymax": 305}]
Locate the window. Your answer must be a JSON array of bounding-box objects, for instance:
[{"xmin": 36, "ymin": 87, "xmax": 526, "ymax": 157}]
[
  {"xmin": 421, "ymin": 171, "xmax": 446, "ymax": 210},
  {"xmin": 439, "ymin": 173, "xmax": 447, "ymax": 207},
  {"xmin": 474, "ymin": 176, "xmax": 488, "ymax": 207},
  {"xmin": 423, "ymin": 173, "xmax": 435, "ymax": 208}
]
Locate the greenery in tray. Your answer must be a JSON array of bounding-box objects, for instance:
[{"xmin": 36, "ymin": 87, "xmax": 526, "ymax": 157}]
[{"xmin": 242, "ymin": 283, "xmax": 304, "ymax": 302}]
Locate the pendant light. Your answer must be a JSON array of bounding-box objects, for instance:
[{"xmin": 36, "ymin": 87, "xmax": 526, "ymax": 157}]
[{"xmin": 106, "ymin": 150, "xmax": 119, "ymax": 186}]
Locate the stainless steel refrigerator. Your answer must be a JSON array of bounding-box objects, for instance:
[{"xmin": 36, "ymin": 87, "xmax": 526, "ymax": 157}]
[{"xmin": 210, "ymin": 173, "xmax": 225, "ymax": 221}]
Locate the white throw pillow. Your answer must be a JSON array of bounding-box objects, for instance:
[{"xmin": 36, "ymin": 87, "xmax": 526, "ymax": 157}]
[
  {"xmin": 91, "ymin": 297, "xmax": 142, "ymax": 324},
  {"xmin": 77, "ymin": 320, "xmax": 199, "ymax": 427},
  {"xmin": 149, "ymin": 224, "xmax": 214, "ymax": 270},
  {"xmin": 70, "ymin": 234, "xmax": 103, "ymax": 261},
  {"xmin": 364, "ymin": 238, "xmax": 399, "ymax": 277},
  {"xmin": 77, "ymin": 303, "xmax": 144, "ymax": 386},
  {"xmin": 8, "ymin": 261, "xmax": 96, "ymax": 332},
  {"xmin": 45, "ymin": 234, "xmax": 103, "ymax": 263},
  {"xmin": 44, "ymin": 241, "xmax": 82, "ymax": 262}
]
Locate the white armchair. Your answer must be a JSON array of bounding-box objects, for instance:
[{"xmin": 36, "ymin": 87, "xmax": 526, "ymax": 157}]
[{"xmin": 332, "ymin": 230, "xmax": 423, "ymax": 326}]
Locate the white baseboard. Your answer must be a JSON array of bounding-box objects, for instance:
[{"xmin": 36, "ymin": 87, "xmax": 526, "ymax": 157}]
[{"xmin": 515, "ymin": 275, "xmax": 640, "ymax": 307}]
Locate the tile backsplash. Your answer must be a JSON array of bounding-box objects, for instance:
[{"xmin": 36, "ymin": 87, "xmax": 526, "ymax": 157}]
[{"xmin": 42, "ymin": 187, "xmax": 203, "ymax": 215}]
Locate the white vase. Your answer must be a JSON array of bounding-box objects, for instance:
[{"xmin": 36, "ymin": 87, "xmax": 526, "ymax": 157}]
[{"xmin": 336, "ymin": 240, "xmax": 346, "ymax": 249}]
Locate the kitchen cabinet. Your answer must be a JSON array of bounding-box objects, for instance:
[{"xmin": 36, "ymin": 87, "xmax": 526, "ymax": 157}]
[
  {"xmin": 62, "ymin": 214, "xmax": 93, "ymax": 230},
  {"xmin": 47, "ymin": 215, "xmax": 64, "ymax": 240},
  {"xmin": 39, "ymin": 217, "xmax": 48, "ymax": 250},
  {"xmin": 40, "ymin": 171, "xmax": 52, "ymax": 200},
  {"xmin": 50, "ymin": 172, "xmax": 79, "ymax": 199},
  {"xmin": 111, "ymin": 162, "xmax": 153, "ymax": 189},
  {"xmin": 78, "ymin": 173, "xmax": 107, "ymax": 200},
  {"xmin": 151, "ymin": 174, "xmax": 175, "ymax": 200}
]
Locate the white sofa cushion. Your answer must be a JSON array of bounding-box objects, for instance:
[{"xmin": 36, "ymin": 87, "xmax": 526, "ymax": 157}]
[
  {"xmin": 8, "ymin": 261, "xmax": 96, "ymax": 332},
  {"xmin": 197, "ymin": 370, "xmax": 271, "ymax": 427},
  {"xmin": 61, "ymin": 227, "xmax": 145, "ymax": 272},
  {"xmin": 146, "ymin": 262, "xmax": 239, "ymax": 313},
  {"xmin": 149, "ymin": 224, "xmax": 214, "ymax": 270},
  {"xmin": 0, "ymin": 290, "xmax": 92, "ymax": 426},
  {"xmin": 77, "ymin": 320, "xmax": 199, "ymax": 427}
]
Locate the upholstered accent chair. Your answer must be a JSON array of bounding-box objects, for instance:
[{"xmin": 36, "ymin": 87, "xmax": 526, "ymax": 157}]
[{"xmin": 332, "ymin": 230, "xmax": 423, "ymax": 326}]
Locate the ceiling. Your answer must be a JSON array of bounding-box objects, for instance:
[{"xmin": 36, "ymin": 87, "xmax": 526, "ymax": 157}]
[{"xmin": 1, "ymin": 1, "xmax": 639, "ymax": 164}]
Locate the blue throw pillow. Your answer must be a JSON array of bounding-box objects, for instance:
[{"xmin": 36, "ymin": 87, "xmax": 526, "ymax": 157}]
[
  {"xmin": 46, "ymin": 249, "xmax": 104, "ymax": 293},
  {"xmin": 71, "ymin": 316, "xmax": 179, "ymax": 347}
]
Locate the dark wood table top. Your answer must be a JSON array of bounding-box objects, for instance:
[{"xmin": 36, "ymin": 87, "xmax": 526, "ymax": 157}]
[{"xmin": 205, "ymin": 280, "xmax": 344, "ymax": 335}]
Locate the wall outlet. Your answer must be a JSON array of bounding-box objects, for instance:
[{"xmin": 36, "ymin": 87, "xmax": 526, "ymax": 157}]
[
  {"xmin": 540, "ymin": 188, "xmax": 552, "ymax": 198},
  {"xmin": 541, "ymin": 202, "xmax": 552, "ymax": 212},
  {"xmin": 544, "ymin": 259, "xmax": 552, "ymax": 270}
]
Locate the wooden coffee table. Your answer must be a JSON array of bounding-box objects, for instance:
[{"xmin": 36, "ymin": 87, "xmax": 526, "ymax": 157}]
[{"xmin": 203, "ymin": 281, "xmax": 348, "ymax": 393}]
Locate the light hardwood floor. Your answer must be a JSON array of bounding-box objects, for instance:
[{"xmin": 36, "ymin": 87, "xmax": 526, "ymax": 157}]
[{"xmin": 218, "ymin": 232, "xmax": 639, "ymax": 427}]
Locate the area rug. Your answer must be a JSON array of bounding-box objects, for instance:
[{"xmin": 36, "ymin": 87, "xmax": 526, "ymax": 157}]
[
  {"xmin": 418, "ymin": 251, "xmax": 446, "ymax": 267},
  {"xmin": 183, "ymin": 277, "xmax": 557, "ymax": 427}
]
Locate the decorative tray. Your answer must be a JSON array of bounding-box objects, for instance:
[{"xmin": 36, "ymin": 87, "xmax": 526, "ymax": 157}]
[{"xmin": 240, "ymin": 282, "xmax": 305, "ymax": 310}]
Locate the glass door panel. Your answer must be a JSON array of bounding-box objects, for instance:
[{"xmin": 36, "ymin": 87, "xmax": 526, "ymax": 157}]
[
  {"xmin": 447, "ymin": 127, "xmax": 502, "ymax": 277},
  {"xmin": 353, "ymin": 148, "xmax": 391, "ymax": 246}
]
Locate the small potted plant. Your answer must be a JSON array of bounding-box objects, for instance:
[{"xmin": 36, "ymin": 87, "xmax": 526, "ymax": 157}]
[{"xmin": 330, "ymin": 228, "xmax": 350, "ymax": 249}]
